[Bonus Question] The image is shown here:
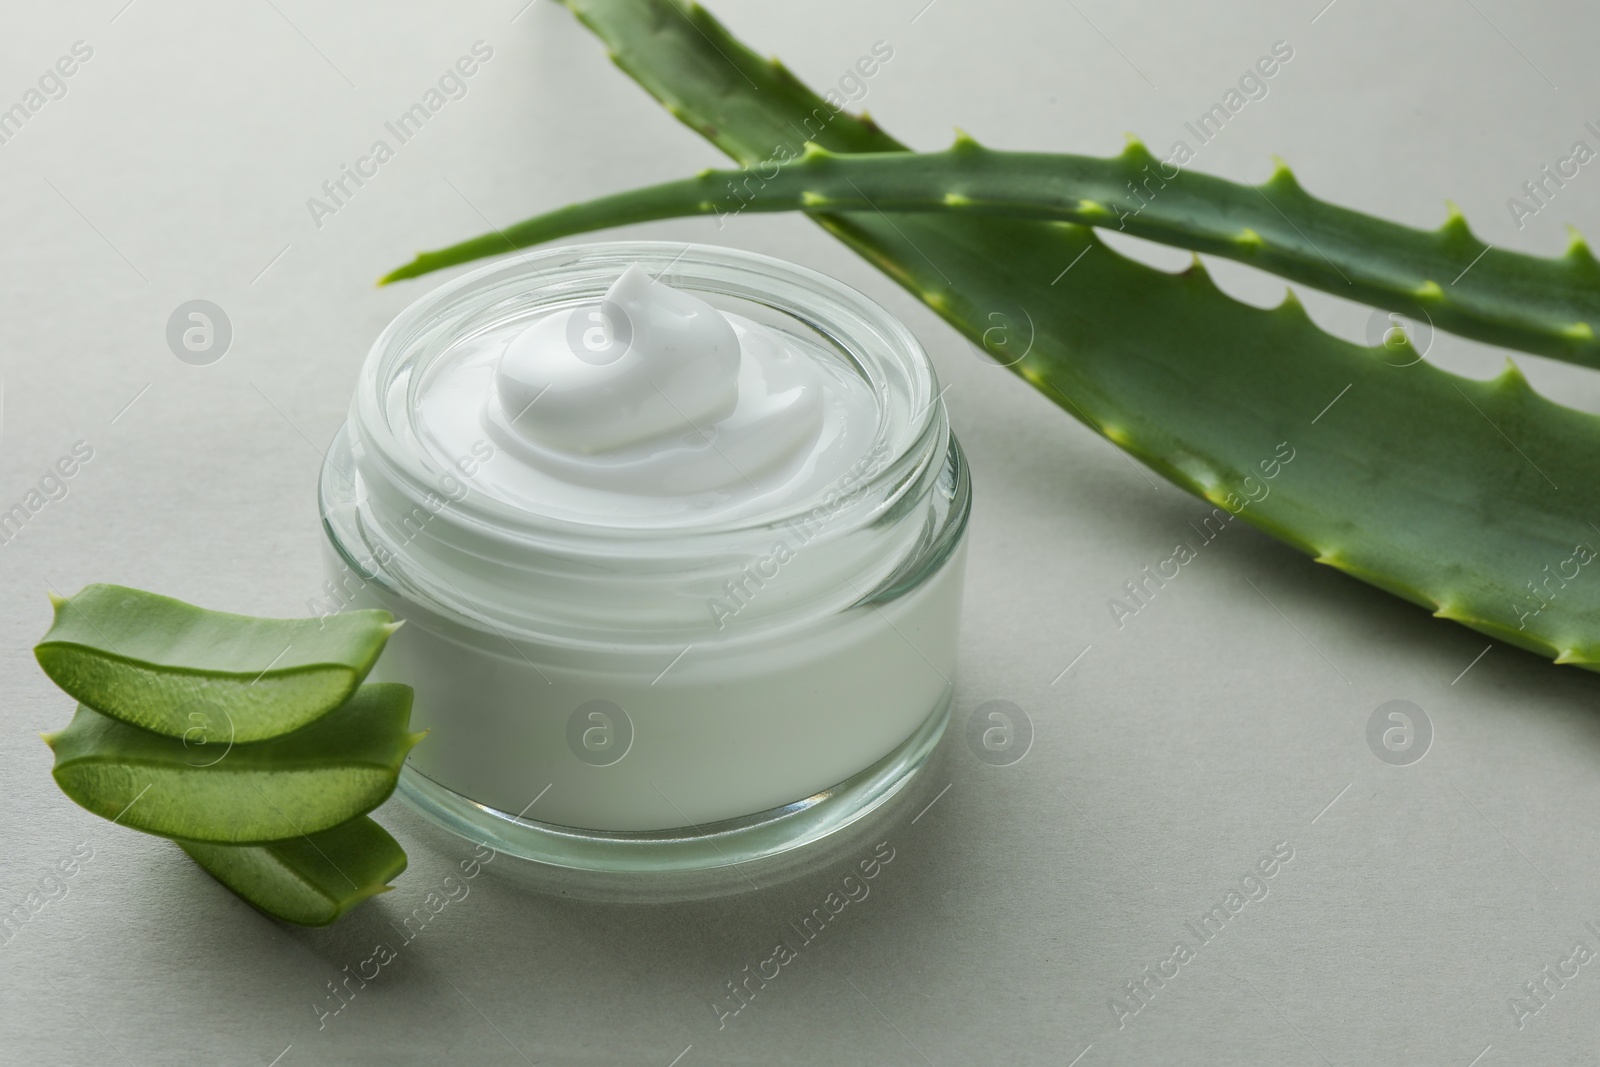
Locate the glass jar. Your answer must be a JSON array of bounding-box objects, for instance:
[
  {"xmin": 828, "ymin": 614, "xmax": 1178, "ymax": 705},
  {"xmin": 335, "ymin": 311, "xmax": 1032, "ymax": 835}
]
[{"xmin": 317, "ymin": 241, "xmax": 969, "ymax": 883}]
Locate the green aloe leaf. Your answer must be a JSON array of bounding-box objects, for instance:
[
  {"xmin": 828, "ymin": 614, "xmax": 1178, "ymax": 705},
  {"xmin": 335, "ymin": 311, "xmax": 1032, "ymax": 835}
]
[
  {"xmin": 382, "ymin": 138, "xmax": 1600, "ymax": 369},
  {"xmin": 35, "ymin": 584, "xmax": 399, "ymax": 742},
  {"xmin": 45, "ymin": 684, "xmax": 425, "ymax": 844},
  {"xmin": 178, "ymin": 816, "xmax": 407, "ymax": 927},
  {"xmin": 388, "ymin": 0, "xmax": 1600, "ymax": 669}
]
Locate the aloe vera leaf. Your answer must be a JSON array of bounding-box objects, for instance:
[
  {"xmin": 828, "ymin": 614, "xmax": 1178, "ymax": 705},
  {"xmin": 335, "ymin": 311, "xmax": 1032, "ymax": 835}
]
[
  {"xmin": 35, "ymin": 584, "xmax": 399, "ymax": 742},
  {"xmin": 178, "ymin": 816, "xmax": 406, "ymax": 927},
  {"xmin": 382, "ymin": 138, "xmax": 1600, "ymax": 368},
  {"xmin": 44, "ymin": 684, "xmax": 426, "ymax": 844},
  {"xmin": 421, "ymin": 0, "xmax": 1600, "ymax": 668}
]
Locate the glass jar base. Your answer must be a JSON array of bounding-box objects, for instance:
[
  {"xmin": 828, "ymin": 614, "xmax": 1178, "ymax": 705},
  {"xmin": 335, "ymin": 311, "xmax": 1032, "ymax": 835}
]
[{"xmin": 394, "ymin": 689, "xmax": 951, "ymax": 900}]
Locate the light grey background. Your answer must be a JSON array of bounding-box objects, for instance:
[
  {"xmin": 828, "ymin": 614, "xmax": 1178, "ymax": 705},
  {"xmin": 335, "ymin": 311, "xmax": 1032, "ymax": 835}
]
[{"xmin": 3, "ymin": 0, "xmax": 1599, "ymax": 1063}]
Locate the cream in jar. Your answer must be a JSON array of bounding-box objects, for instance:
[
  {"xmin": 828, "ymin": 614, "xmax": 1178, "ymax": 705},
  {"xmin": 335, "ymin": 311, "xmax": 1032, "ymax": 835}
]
[
  {"xmin": 419, "ymin": 262, "xmax": 879, "ymax": 523},
  {"xmin": 318, "ymin": 242, "xmax": 969, "ymax": 874}
]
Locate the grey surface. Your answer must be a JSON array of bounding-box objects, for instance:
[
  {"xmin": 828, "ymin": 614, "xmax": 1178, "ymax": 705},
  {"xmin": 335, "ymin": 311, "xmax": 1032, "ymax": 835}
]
[{"xmin": 3, "ymin": 0, "xmax": 1599, "ymax": 1063}]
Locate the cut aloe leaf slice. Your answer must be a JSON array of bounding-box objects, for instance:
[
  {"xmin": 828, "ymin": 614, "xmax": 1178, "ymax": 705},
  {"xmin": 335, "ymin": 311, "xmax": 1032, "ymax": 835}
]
[
  {"xmin": 35, "ymin": 584, "xmax": 399, "ymax": 742},
  {"xmin": 179, "ymin": 816, "xmax": 407, "ymax": 927},
  {"xmin": 45, "ymin": 684, "xmax": 425, "ymax": 844}
]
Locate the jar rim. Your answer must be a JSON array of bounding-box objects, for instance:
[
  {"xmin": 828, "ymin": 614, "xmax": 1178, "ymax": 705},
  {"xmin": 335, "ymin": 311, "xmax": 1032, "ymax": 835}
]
[{"xmin": 353, "ymin": 241, "xmax": 944, "ymax": 548}]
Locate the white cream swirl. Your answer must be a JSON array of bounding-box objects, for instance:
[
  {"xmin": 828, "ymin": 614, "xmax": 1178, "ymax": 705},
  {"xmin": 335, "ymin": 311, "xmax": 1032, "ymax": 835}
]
[{"xmin": 413, "ymin": 263, "xmax": 879, "ymax": 524}]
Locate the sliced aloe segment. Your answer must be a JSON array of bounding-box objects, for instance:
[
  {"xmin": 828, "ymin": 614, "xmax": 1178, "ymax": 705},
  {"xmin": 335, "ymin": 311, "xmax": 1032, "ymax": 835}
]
[
  {"xmin": 35, "ymin": 584, "xmax": 399, "ymax": 742},
  {"xmin": 45, "ymin": 684, "xmax": 425, "ymax": 844},
  {"xmin": 179, "ymin": 816, "xmax": 407, "ymax": 927}
]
